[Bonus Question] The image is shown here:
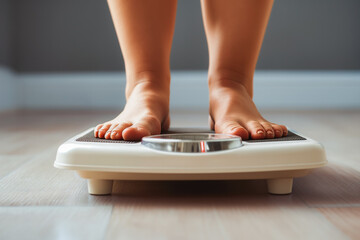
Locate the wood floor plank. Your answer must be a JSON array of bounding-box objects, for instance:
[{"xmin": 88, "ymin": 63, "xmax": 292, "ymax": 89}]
[
  {"xmin": 0, "ymin": 111, "xmax": 107, "ymax": 156},
  {"xmin": 0, "ymin": 146, "xmax": 90, "ymax": 206},
  {"xmin": 0, "ymin": 110, "xmax": 359, "ymax": 239},
  {"xmin": 0, "ymin": 206, "xmax": 112, "ymax": 240},
  {"xmin": 105, "ymin": 196, "xmax": 347, "ymax": 240},
  {"xmin": 0, "ymin": 155, "xmax": 30, "ymax": 179},
  {"xmin": 318, "ymin": 207, "xmax": 360, "ymax": 240},
  {"xmin": 0, "ymin": 131, "xmax": 68, "ymax": 156},
  {"xmin": 293, "ymin": 164, "xmax": 360, "ymax": 207}
]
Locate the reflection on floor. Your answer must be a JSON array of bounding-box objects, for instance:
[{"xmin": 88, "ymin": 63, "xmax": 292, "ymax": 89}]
[{"xmin": 0, "ymin": 110, "xmax": 359, "ymax": 239}]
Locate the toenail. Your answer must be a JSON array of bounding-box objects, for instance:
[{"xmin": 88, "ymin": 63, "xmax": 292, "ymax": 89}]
[
  {"xmin": 267, "ymin": 130, "xmax": 273, "ymax": 135},
  {"xmin": 257, "ymin": 130, "xmax": 264, "ymax": 134}
]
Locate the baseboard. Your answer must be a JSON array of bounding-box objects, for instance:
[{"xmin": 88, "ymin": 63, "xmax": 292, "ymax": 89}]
[
  {"xmin": 17, "ymin": 72, "xmax": 127, "ymax": 110},
  {"xmin": 0, "ymin": 66, "xmax": 17, "ymax": 111},
  {"xmin": 4, "ymin": 70, "xmax": 360, "ymax": 111},
  {"xmin": 253, "ymin": 71, "xmax": 360, "ymax": 109}
]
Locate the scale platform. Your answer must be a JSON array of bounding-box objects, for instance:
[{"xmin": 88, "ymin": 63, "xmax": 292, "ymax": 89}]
[{"xmin": 54, "ymin": 128, "xmax": 327, "ymax": 195}]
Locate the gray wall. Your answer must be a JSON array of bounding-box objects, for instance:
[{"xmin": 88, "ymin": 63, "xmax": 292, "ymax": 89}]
[
  {"xmin": 0, "ymin": 0, "xmax": 12, "ymax": 67},
  {"xmin": 5, "ymin": 0, "xmax": 360, "ymax": 72}
]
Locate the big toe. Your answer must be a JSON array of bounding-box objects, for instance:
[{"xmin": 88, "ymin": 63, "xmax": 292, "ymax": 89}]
[
  {"xmin": 215, "ymin": 120, "xmax": 249, "ymax": 140},
  {"xmin": 122, "ymin": 126, "xmax": 151, "ymax": 141},
  {"xmin": 122, "ymin": 116, "xmax": 161, "ymax": 141}
]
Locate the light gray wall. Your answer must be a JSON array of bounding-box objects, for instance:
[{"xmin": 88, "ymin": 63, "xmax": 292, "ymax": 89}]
[
  {"xmin": 0, "ymin": 0, "xmax": 12, "ymax": 67},
  {"xmin": 8, "ymin": 0, "xmax": 360, "ymax": 72}
]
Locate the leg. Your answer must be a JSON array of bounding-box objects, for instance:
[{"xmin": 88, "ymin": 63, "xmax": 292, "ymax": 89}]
[
  {"xmin": 87, "ymin": 179, "xmax": 114, "ymax": 195},
  {"xmin": 267, "ymin": 178, "xmax": 293, "ymax": 195},
  {"xmin": 201, "ymin": 0, "xmax": 288, "ymax": 140},
  {"xmin": 95, "ymin": 0, "xmax": 177, "ymax": 140}
]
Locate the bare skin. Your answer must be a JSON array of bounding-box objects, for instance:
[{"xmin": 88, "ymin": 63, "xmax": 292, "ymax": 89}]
[
  {"xmin": 95, "ymin": 0, "xmax": 287, "ymax": 141},
  {"xmin": 201, "ymin": 0, "xmax": 288, "ymax": 140},
  {"xmin": 94, "ymin": 0, "xmax": 176, "ymax": 140},
  {"xmin": 94, "ymin": 79, "xmax": 170, "ymax": 141}
]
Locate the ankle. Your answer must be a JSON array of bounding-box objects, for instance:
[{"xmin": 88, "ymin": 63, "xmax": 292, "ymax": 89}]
[
  {"xmin": 208, "ymin": 70, "xmax": 253, "ymax": 97},
  {"xmin": 125, "ymin": 70, "xmax": 170, "ymax": 98}
]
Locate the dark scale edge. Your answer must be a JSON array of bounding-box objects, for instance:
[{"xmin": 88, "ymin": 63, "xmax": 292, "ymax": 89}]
[
  {"xmin": 76, "ymin": 128, "xmax": 306, "ymax": 144},
  {"xmin": 244, "ymin": 131, "xmax": 306, "ymax": 143},
  {"xmin": 76, "ymin": 131, "xmax": 140, "ymax": 144}
]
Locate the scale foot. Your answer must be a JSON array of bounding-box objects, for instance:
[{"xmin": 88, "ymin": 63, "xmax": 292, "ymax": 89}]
[
  {"xmin": 87, "ymin": 179, "xmax": 113, "ymax": 195},
  {"xmin": 267, "ymin": 178, "xmax": 293, "ymax": 195}
]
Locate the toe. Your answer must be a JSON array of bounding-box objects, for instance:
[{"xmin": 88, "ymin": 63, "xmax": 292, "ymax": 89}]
[
  {"xmin": 261, "ymin": 122, "xmax": 275, "ymax": 139},
  {"xmin": 122, "ymin": 126, "xmax": 151, "ymax": 141},
  {"xmin": 214, "ymin": 120, "xmax": 249, "ymax": 140},
  {"xmin": 94, "ymin": 124, "xmax": 103, "ymax": 138},
  {"xmin": 229, "ymin": 126, "xmax": 249, "ymax": 140},
  {"xmin": 271, "ymin": 124, "xmax": 283, "ymax": 138},
  {"xmin": 245, "ymin": 121, "xmax": 266, "ymax": 139},
  {"xmin": 110, "ymin": 122, "xmax": 132, "ymax": 140},
  {"xmin": 98, "ymin": 123, "xmax": 112, "ymax": 138},
  {"xmin": 105, "ymin": 124, "xmax": 118, "ymax": 139},
  {"xmin": 122, "ymin": 116, "xmax": 161, "ymax": 141},
  {"xmin": 279, "ymin": 125, "xmax": 288, "ymax": 136}
]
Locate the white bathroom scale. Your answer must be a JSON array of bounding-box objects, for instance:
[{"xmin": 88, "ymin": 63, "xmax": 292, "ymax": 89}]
[{"xmin": 54, "ymin": 128, "xmax": 327, "ymax": 195}]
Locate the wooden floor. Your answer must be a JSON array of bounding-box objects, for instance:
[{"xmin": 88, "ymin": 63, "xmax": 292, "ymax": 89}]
[{"xmin": 0, "ymin": 110, "xmax": 359, "ymax": 240}]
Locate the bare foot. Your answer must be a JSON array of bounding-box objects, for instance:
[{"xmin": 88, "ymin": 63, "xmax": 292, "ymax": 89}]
[
  {"xmin": 209, "ymin": 79, "xmax": 288, "ymax": 140},
  {"xmin": 94, "ymin": 80, "xmax": 170, "ymax": 141}
]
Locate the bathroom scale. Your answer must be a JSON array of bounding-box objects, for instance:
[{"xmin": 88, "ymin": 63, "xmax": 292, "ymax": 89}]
[{"xmin": 54, "ymin": 128, "xmax": 327, "ymax": 195}]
